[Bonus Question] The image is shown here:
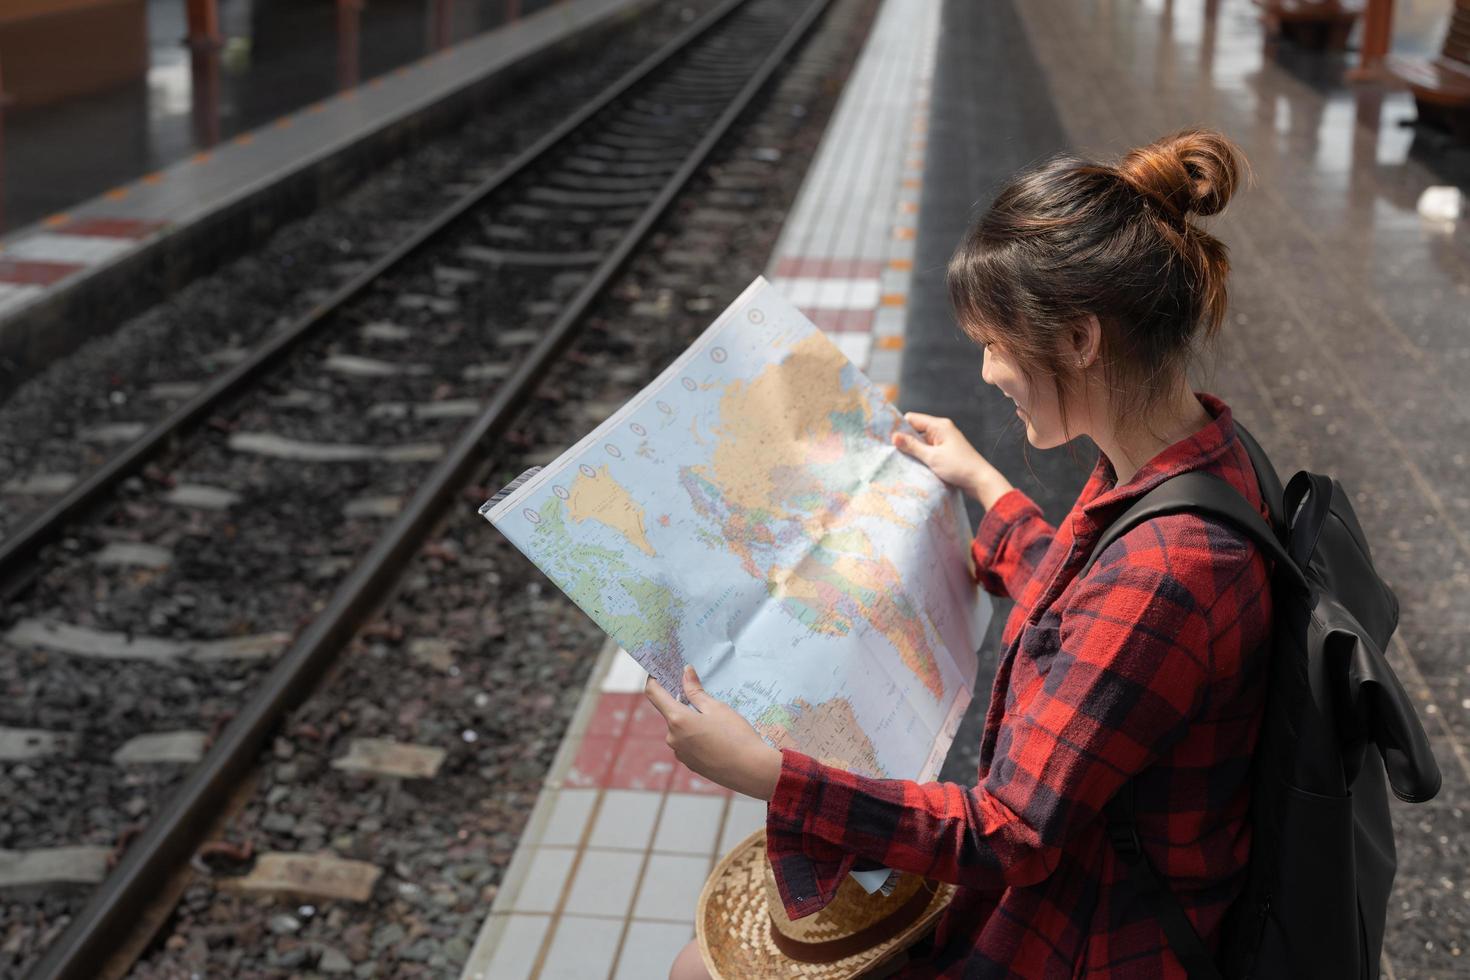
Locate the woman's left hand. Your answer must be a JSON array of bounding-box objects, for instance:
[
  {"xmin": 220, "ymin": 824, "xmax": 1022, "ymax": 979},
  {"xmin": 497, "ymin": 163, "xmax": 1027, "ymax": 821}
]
[{"xmin": 644, "ymin": 664, "xmax": 783, "ymax": 802}]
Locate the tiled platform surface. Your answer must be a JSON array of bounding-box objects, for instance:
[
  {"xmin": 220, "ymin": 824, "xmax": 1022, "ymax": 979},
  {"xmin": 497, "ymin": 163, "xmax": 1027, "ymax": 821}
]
[
  {"xmin": 0, "ymin": 0, "xmax": 647, "ymax": 358},
  {"xmin": 765, "ymin": 0, "xmax": 939, "ymax": 398},
  {"xmin": 460, "ymin": 2, "xmax": 942, "ymax": 976},
  {"xmin": 461, "ymin": 640, "xmax": 762, "ymax": 980}
]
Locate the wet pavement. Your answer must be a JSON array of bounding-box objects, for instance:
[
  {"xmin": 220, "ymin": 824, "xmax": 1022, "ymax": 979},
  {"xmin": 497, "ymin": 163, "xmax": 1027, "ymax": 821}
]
[{"xmin": 911, "ymin": 0, "xmax": 1470, "ymax": 974}]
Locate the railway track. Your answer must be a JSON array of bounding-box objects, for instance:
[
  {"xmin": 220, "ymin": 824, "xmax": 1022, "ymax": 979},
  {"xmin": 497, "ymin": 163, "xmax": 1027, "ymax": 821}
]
[{"xmin": 1, "ymin": 0, "xmax": 839, "ymax": 974}]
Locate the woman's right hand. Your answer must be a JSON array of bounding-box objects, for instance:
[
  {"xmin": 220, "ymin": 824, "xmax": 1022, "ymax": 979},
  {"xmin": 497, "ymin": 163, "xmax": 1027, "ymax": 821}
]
[{"xmin": 892, "ymin": 412, "xmax": 1013, "ymax": 509}]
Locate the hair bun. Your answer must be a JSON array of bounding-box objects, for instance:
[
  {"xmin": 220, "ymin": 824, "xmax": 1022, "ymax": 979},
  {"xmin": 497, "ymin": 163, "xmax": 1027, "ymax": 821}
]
[{"xmin": 1116, "ymin": 128, "xmax": 1245, "ymax": 221}]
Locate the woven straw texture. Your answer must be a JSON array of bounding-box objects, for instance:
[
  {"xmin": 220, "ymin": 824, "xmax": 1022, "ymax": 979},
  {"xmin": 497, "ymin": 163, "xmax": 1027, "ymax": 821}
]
[{"xmin": 696, "ymin": 829, "xmax": 953, "ymax": 979}]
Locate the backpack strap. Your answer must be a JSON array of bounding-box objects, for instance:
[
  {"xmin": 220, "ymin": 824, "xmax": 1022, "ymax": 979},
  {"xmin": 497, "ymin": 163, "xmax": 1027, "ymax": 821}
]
[
  {"xmin": 1078, "ymin": 470, "xmax": 1310, "ymax": 596},
  {"xmin": 1232, "ymin": 421, "xmax": 1287, "ymax": 541},
  {"xmin": 1086, "ymin": 467, "xmax": 1309, "ymax": 979},
  {"xmin": 1106, "ymin": 782, "xmax": 1225, "ymax": 980}
]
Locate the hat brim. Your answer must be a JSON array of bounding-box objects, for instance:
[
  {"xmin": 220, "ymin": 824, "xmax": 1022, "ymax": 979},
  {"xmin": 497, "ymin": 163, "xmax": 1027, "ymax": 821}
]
[{"xmin": 696, "ymin": 829, "xmax": 953, "ymax": 980}]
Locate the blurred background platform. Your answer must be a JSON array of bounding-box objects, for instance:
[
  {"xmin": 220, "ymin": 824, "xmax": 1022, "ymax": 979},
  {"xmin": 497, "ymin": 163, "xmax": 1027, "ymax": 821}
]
[
  {"xmin": 0, "ymin": 0, "xmax": 647, "ymax": 380},
  {"xmin": 1, "ymin": 0, "xmax": 580, "ymax": 233}
]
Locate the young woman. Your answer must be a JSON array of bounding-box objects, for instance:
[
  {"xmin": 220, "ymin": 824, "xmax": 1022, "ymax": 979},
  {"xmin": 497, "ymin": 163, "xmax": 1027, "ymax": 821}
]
[{"xmin": 648, "ymin": 127, "xmax": 1275, "ymax": 978}]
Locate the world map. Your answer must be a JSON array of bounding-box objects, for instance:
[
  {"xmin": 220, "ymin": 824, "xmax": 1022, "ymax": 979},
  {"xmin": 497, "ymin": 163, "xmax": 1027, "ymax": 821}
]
[{"xmin": 483, "ymin": 277, "xmax": 988, "ymax": 784}]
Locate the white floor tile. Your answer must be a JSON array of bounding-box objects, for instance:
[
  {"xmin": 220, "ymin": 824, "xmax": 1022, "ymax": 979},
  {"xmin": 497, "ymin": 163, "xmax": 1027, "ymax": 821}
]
[
  {"xmin": 834, "ymin": 334, "xmax": 873, "ymax": 370},
  {"xmin": 588, "ymin": 789, "xmax": 662, "ymax": 851},
  {"xmin": 540, "ymin": 789, "xmax": 600, "ymax": 847},
  {"xmin": 466, "ymin": 913, "xmax": 551, "ymax": 980},
  {"xmin": 612, "ymin": 919, "xmax": 696, "ymax": 980},
  {"xmin": 562, "ymin": 848, "xmax": 645, "ymax": 917},
  {"xmin": 848, "ymin": 279, "xmax": 882, "ymax": 308},
  {"xmin": 631, "ymin": 853, "xmax": 712, "ymax": 922},
  {"xmin": 539, "ymin": 914, "xmax": 626, "ymax": 980},
  {"xmin": 652, "ymin": 793, "xmax": 726, "ymax": 855},
  {"xmin": 718, "ymin": 796, "xmax": 767, "ymax": 855},
  {"xmin": 783, "ymin": 277, "xmax": 821, "ymax": 307},
  {"xmin": 506, "ymin": 847, "xmax": 577, "ymax": 914},
  {"xmin": 817, "ymin": 278, "xmax": 853, "ymax": 307}
]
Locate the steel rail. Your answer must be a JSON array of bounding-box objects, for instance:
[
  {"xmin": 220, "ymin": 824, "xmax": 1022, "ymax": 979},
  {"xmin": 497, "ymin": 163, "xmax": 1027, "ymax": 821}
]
[
  {"xmin": 0, "ymin": 0, "xmax": 754, "ymax": 587},
  {"xmin": 24, "ymin": 0, "xmax": 833, "ymax": 975}
]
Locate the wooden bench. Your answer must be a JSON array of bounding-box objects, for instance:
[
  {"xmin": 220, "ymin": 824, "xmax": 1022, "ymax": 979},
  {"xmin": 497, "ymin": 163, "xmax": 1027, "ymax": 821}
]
[
  {"xmin": 1387, "ymin": 0, "xmax": 1470, "ymax": 139},
  {"xmin": 1254, "ymin": 0, "xmax": 1363, "ymax": 50}
]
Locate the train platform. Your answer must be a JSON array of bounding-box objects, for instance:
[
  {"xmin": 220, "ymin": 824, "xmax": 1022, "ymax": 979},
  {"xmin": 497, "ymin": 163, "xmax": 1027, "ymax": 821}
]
[
  {"xmin": 2, "ymin": 0, "xmax": 1465, "ymax": 975},
  {"xmin": 463, "ymin": 0, "xmax": 1470, "ymax": 977},
  {"xmin": 0, "ymin": 0, "xmax": 649, "ymax": 383}
]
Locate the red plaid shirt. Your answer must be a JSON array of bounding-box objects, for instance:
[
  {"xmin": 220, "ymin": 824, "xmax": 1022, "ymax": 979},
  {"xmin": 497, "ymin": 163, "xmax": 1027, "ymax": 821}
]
[{"xmin": 766, "ymin": 391, "xmax": 1274, "ymax": 978}]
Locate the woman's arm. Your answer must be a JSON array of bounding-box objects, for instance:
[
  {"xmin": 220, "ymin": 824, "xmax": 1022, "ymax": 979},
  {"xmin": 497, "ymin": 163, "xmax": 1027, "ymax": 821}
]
[
  {"xmin": 764, "ymin": 520, "xmax": 1248, "ymax": 918},
  {"xmin": 968, "ymin": 487, "xmax": 1057, "ymax": 601}
]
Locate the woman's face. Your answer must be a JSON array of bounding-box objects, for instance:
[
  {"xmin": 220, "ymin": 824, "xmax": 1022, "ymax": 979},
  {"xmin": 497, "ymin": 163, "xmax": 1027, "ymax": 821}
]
[{"xmin": 980, "ymin": 342, "xmax": 1069, "ymax": 449}]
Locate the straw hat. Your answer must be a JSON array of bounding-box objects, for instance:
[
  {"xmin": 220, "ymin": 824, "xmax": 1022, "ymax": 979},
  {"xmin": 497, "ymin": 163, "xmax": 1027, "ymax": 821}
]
[{"xmin": 696, "ymin": 829, "xmax": 954, "ymax": 979}]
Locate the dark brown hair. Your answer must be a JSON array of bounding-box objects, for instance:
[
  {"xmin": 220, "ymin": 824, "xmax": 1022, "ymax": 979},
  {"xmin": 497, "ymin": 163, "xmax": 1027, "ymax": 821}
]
[{"xmin": 948, "ymin": 127, "xmax": 1251, "ymax": 453}]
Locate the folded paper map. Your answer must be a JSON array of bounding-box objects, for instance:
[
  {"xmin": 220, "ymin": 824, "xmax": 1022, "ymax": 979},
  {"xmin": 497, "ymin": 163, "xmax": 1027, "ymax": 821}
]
[{"xmin": 482, "ymin": 277, "xmax": 988, "ymax": 884}]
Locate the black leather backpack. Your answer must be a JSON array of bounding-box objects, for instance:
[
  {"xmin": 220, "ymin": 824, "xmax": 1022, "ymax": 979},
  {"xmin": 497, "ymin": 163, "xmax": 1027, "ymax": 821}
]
[{"xmin": 1081, "ymin": 421, "xmax": 1443, "ymax": 980}]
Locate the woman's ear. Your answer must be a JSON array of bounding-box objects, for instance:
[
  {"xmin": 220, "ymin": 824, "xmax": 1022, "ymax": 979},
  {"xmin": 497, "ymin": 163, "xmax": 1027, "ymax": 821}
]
[{"xmin": 1068, "ymin": 313, "xmax": 1101, "ymax": 369}]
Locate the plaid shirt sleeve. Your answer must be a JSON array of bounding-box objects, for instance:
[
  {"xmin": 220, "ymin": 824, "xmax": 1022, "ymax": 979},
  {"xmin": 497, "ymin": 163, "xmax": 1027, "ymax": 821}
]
[
  {"xmin": 969, "ymin": 488, "xmax": 1057, "ymax": 600},
  {"xmin": 766, "ymin": 518, "xmax": 1226, "ymax": 921}
]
